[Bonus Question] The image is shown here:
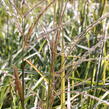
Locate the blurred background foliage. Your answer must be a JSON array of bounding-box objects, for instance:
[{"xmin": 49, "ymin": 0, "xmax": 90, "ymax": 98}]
[{"xmin": 0, "ymin": 0, "xmax": 109, "ymax": 109}]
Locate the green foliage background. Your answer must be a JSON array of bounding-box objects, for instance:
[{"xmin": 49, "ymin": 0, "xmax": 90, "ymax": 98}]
[{"xmin": 0, "ymin": 0, "xmax": 109, "ymax": 109}]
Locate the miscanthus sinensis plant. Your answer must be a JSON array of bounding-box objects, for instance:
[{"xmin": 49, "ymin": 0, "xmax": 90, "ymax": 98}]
[{"xmin": 0, "ymin": 0, "xmax": 109, "ymax": 109}]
